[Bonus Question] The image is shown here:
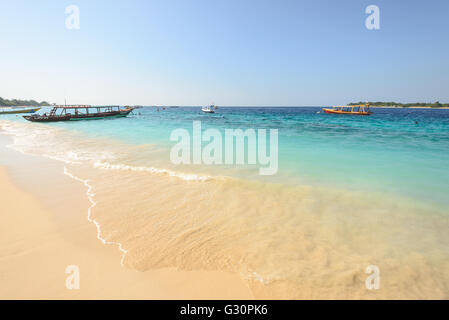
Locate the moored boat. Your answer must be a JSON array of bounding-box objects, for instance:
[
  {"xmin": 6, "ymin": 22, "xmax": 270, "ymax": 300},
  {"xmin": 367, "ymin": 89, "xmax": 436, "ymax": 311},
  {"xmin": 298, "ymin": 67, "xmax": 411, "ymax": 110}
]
[
  {"xmin": 0, "ymin": 106, "xmax": 41, "ymax": 115},
  {"xmin": 23, "ymin": 105, "xmax": 134, "ymax": 122},
  {"xmin": 323, "ymin": 104, "xmax": 372, "ymax": 115},
  {"xmin": 202, "ymin": 105, "xmax": 216, "ymax": 113}
]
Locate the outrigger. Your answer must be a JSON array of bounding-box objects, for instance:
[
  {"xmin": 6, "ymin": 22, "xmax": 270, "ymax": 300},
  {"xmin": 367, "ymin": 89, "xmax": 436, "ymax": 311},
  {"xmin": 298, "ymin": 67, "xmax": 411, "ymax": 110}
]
[
  {"xmin": 323, "ymin": 104, "xmax": 372, "ymax": 115},
  {"xmin": 0, "ymin": 106, "xmax": 41, "ymax": 115},
  {"xmin": 23, "ymin": 105, "xmax": 134, "ymax": 122}
]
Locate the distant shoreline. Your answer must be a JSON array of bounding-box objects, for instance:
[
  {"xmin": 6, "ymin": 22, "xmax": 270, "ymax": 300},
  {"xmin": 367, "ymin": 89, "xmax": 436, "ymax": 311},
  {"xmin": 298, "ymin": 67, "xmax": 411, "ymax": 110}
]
[
  {"xmin": 370, "ymin": 106, "xmax": 449, "ymax": 109},
  {"xmin": 349, "ymin": 101, "xmax": 449, "ymax": 109}
]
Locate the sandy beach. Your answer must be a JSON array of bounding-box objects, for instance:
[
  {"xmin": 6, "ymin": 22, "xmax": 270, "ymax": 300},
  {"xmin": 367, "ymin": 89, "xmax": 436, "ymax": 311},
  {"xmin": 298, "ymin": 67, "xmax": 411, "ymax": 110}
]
[{"xmin": 0, "ymin": 139, "xmax": 253, "ymax": 299}]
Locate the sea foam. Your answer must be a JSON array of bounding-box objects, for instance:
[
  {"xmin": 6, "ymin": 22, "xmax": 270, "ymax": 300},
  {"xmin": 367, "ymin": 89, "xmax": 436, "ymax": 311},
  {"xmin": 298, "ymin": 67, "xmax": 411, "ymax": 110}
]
[
  {"xmin": 93, "ymin": 160, "xmax": 211, "ymax": 182},
  {"xmin": 63, "ymin": 166, "xmax": 128, "ymax": 266}
]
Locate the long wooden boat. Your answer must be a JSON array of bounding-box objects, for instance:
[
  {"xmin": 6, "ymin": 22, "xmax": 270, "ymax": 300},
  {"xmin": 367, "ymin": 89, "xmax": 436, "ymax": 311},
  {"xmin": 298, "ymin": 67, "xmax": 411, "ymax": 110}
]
[
  {"xmin": 323, "ymin": 104, "xmax": 372, "ymax": 115},
  {"xmin": 23, "ymin": 105, "xmax": 133, "ymax": 122},
  {"xmin": 0, "ymin": 107, "xmax": 41, "ymax": 115}
]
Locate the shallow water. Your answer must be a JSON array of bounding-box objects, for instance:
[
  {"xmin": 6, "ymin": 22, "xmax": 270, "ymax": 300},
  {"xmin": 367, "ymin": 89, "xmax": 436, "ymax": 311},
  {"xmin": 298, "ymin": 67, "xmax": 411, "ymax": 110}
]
[
  {"xmin": 7, "ymin": 106, "xmax": 449, "ymax": 203},
  {"xmin": 1, "ymin": 107, "xmax": 448, "ymax": 298}
]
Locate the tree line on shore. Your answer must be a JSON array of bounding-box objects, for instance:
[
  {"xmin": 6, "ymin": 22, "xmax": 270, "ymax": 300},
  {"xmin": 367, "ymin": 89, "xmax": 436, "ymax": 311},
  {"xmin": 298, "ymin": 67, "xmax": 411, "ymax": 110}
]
[
  {"xmin": 0, "ymin": 97, "xmax": 51, "ymax": 107},
  {"xmin": 349, "ymin": 101, "xmax": 449, "ymax": 108}
]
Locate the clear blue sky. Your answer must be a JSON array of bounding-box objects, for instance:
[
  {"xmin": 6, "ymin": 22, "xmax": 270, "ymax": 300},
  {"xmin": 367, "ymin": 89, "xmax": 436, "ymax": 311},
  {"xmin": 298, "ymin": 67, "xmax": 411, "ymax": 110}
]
[{"xmin": 0, "ymin": 0, "xmax": 448, "ymax": 106}]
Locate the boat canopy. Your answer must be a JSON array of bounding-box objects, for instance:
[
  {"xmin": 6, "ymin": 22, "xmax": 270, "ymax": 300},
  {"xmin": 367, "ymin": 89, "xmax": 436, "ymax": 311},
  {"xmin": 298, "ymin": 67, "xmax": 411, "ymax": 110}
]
[
  {"xmin": 331, "ymin": 104, "xmax": 370, "ymax": 112},
  {"xmin": 54, "ymin": 105, "xmax": 121, "ymax": 109},
  {"xmin": 49, "ymin": 105, "xmax": 128, "ymax": 116}
]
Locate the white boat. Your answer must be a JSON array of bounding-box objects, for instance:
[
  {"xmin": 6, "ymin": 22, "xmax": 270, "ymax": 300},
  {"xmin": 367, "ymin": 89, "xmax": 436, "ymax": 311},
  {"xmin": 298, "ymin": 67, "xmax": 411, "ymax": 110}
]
[{"xmin": 202, "ymin": 105, "xmax": 216, "ymax": 113}]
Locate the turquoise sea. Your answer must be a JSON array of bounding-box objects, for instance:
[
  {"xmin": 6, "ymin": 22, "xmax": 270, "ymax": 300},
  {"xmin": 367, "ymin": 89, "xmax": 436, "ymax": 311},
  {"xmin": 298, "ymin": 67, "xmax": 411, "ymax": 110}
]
[
  {"xmin": 1, "ymin": 106, "xmax": 449, "ymax": 298},
  {"xmin": 9, "ymin": 106, "xmax": 449, "ymax": 205}
]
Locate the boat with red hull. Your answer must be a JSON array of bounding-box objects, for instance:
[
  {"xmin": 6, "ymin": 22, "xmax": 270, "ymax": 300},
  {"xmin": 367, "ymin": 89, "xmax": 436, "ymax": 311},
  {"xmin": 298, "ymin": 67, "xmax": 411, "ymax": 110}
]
[
  {"xmin": 23, "ymin": 105, "xmax": 134, "ymax": 122},
  {"xmin": 323, "ymin": 104, "xmax": 372, "ymax": 115}
]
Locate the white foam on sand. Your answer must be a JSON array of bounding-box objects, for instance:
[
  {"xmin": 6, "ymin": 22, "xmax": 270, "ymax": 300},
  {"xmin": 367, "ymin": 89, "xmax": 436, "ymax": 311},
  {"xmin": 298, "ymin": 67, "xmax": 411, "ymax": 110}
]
[
  {"xmin": 63, "ymin": 166, "xmax": 128, "ymax": 266},
  {"xmin": 0, "ymin": 120, "xmax": 115, "ymax": 165},
  {"xmin": 93, "ymin": 160, "xmax": 211, "ymax": 182},
  {"xmin": 0, "ymin": 120, "xmax": 211, "ymax": 183}
]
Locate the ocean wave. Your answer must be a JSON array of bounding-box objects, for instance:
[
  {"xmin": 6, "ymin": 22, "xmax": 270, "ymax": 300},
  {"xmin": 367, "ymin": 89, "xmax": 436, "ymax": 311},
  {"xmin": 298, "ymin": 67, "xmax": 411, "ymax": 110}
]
[
  {"xmin": 1, "ymin": 120, "xmax": 211, "ymax": 182},
  {"xmin": 0, "ymin": 120, "xmax": 116, "ymax": 165},
  {"xmin": 93, "ymin": 161, "xmax": 211, "ymax": 181}
]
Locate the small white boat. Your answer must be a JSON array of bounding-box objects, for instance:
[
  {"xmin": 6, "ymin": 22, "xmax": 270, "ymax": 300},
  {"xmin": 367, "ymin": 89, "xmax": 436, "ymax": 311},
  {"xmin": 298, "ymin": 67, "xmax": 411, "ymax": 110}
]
[{"xmin": 202, "ymin": 105, "xmax": 216, "ymax": 113}]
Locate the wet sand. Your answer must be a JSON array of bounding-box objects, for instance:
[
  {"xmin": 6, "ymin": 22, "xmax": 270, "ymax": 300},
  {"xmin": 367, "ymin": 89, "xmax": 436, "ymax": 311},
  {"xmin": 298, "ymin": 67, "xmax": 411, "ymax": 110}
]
[{"xmin": 0, "ymin": 143, "xmax": 253, "ymax": 299}]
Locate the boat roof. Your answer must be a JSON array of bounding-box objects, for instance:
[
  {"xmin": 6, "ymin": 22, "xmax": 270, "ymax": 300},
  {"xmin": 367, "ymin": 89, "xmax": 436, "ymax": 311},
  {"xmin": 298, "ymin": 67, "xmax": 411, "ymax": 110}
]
[
  {"xmin": 53, "ymin": 105, "xmax": 121, "ymax": 109},
  {"xmin": 332, "ymin": 104, "xmax": 369, "ymax": 108}
]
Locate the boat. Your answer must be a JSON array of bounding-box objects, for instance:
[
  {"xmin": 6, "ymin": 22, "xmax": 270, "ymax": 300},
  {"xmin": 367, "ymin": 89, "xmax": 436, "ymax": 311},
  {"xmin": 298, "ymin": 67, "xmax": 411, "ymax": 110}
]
[
  {"xmin": 323, "ymin": 104, "xmax": 372, "ymax": 115},
  {"xmin": 202, "ymin": 105, "xmax": 216, "ymax": 113},
  {"xmin": 23, "ymin": 105, "xmax": 134, "ymax": 122},
  {"xmin": 0, "ymin": 106, "xmax": 41, "ymax": 115}
]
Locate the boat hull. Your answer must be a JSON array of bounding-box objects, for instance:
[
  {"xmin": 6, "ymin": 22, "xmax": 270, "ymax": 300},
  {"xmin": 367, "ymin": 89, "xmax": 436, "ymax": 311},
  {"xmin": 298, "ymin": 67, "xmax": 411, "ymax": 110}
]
[
  {"xmin": 68, "ymin": 110, "xmax": 132, "ymax": 120},
  {"xmin": 23, "ymin": 108, "xmax": 133, "ymax": 122},
  {"xmin": 0, "ymin": 107, "xmax": 41, "ymax": 115},
  {"xmin": 23, "ymin": 115, "xmax": 72, "ymax": 122}
]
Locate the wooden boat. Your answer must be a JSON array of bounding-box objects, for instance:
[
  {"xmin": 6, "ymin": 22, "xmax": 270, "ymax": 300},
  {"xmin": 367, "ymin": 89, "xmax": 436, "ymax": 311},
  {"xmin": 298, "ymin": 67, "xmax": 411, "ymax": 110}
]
[
  {"xmin": 202, "ymin": 105, "xmax": 216, "ymax": 113},
  {"xmin": 323, "ymin": 104, "xmax": 372, "ymax": 115},
  {"xmin": 0, "ymin": 107, "xmax": 41, "ymax": 115},
  {"xmin": 23, "ymin": 105, "xmax": 134, "ymax": 122}
]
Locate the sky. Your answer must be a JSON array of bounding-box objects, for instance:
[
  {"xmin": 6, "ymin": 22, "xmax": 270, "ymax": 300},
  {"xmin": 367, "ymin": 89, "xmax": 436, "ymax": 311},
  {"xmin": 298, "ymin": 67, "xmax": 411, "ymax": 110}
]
[{"xmin": 0, "ymin": 0, "xmax": 448, "ymax": 106}]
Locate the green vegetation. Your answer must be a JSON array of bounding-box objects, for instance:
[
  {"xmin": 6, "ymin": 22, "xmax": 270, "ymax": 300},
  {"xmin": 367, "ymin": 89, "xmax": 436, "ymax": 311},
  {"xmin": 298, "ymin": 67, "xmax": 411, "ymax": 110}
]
[
  {"xmin": 0, "ymin": 96, "xmax": 51, "ymax": 107},
  {"xmin": 349, "ymin": 101, "xmax": 449, "ymax": 108}
]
